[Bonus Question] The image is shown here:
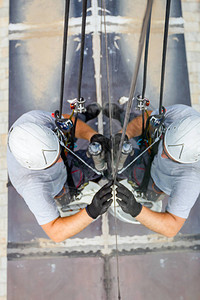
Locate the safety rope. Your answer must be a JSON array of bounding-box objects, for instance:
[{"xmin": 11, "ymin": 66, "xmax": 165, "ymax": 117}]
[
  {"xmin": 141, "ymin": 6, "xmax": 152, "ymax": 140},
  {"xmin": 59, "ymin": 0, "xmax": 70, "ymax": 119},
  {"xmin": 71, "ymin": 0, "xmax": 88, "ymax": 150},
  {"xmin": 159, "ymin": 0, "xmax": 171, "ymax": 114},
  {"xmin": 118, "ymin": 136, "xmax": 160, "ymax": 174},
  {"xmin": 102, "ymin": 1, "xmax": 121, "ymax": 299},
  {"xmin": 59, "ymin": 140, "xmax": 101, "ymax": 175},
  {"xmin": 113, "ymin": 0, "xmax": 154, "ymax": 181}
]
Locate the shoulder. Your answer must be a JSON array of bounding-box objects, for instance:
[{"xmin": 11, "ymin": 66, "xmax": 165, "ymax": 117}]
[
  {"xmin": 165, "ymin": 104, "xmax": 199, "ymax": 116},
  {"xmin": 152, "ymin": 105, "xmax": 200, "ymax": 128},
  {"xmin": 10, "ymin": 110, "xmax": 56, "ymax": 130}
]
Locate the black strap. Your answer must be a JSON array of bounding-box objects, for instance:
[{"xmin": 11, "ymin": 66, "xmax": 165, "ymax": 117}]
[
  {"xmin": 141, "ymin": 6, "xmax": 152, "ymax": 140},
  {"xmin": 59, "ymin": 0, "xmax": 70, "ymax": 119},
  {"xmin": 159, "ymin": 0, "xmax": 171, "ymax": 114},
  {"xmin": 138, "ymin": 141, "xmax": 159, "ymax": 193},
  {"xmin": 71, "ymin": 0, "xmax": 88, "ymax": 150},
  {"xmin": 60, "ymin": 147, "xmax": 77, "ymax": 197}
]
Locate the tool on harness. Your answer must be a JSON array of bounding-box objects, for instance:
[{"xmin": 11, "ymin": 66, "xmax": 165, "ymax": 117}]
[
  {"xmin": 53, "ymin": 110, "xmax": 73, "ymax": 134},
  {"xmin": 145, "ymin": 106, "xmax": 166, "ymax": 140},
  {"xmin": 117, "ymin": 136, "xmax": 160, "ymax": 175},
  {"xmin": 118, "ymin": 141, "xmax": 134, "ymax": 171},
  {"xmin": 113, "ymin": 133, "xmax": 134, "ymax": 171},
  {"xmin": 87, "ymin": 142, "xmax": 106, "ymax": 172}
]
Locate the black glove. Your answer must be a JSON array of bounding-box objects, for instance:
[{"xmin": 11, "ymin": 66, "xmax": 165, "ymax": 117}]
[
  {"xmin": 86, "ymin": 181, "xmax": 113, "ymax": 219},
  {"xmin": 90, "ymin": 134, "xmax": 111, "ymax": 153},
  {"xmin": 116, "ymin": 181, "xmax": 142, "ymax": 217}
]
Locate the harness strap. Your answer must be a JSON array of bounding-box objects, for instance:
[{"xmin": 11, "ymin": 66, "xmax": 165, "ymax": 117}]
[
  {"xmin": 138, "ymin": 141, "xmax": 159, "ymax": 194},
  {"xmin": 60, "ymin": 147, "xmax": 77, "ymax": 198}
]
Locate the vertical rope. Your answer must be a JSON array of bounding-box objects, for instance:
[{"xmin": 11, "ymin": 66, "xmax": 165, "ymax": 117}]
[
  {"xmin": 59, "ymin": 0, "xmax": 70, "ymax": 118},
  {"xmin": 71, "ymin": 0, "xmax": 88, "ymax": 149},
  {"xmin": 102, "ymin": 1, "xmax": 121, "ymax": 299},
  {"xmin": 77, "ymin": 0, "xmax": 88, "ymax": 101},
  {"xmin": 159, "ymin": 0, "xmax": 171, "ymax": 114},
  {"xmin": 113, "ymin": 0, "xmax": 154, "ymax": 180},
  {"xmin": 141, "ymin": 7, "xmax": 152, "ymax": 139}
]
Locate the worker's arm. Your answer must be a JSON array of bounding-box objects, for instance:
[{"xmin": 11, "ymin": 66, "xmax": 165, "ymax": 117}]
[
  {"xmin": 135, "ymin": 206, "xmax": 186, "ymax": 238},
  {"xmin": 125, "ymin": 110, "xmax": 152, "ymax": 139},
  {"xmin": 41, "ymin": 181, "xmax": 113, "ymax": 242},
  {"xmin": 63, "ymin": 113, "xmax": 97, "ymax": 141},
  {"xmin": 41, "ymin": 209, "xmax": 93, "ymax": 243},
  {"xmin": 116, "ymin": 181, "xmax": 185, "ymax": 238}
]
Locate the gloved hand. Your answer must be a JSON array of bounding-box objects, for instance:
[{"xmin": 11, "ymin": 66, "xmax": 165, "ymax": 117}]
[
  {"xmin": 90, "ymin": 133, "xmax": 111, "ymax": 153},
  {"xmin": 115, "ymin": 181, "xmax": 142, "ymax": 217},
  {"xmin": 86, "ymin": 181, "xmax": 113, "ymax": 219}
]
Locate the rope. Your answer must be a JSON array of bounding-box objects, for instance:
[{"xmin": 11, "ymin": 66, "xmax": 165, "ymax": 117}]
[
  {"xmin": 59, "ymin": 0, "xmax": 70, "ymax": 119},
  {"xmin": 77, "ymin": 0, "xmax": 88, "ymax": 101},
  {"xmin": 114, "ymin": 0, "xmax": 154, "ymax": 181},
  {"xmin": 118, "ymin": 136, "xmax": 160, "ymax": 174},
  {"xmin": 102, "ymin": 1, "xmax": 121, "ymax": 299},
  {"xmin": 141, "ymin": 6, "xmax": 152, "ymax": 139},
  {"xmin": 159, "ymin": 0, "xmax": 171, "ymax": 114},
  {"xmin": 71, "ymin": 0, "xmax": 88, "ymax": 149},
  {"xmin": 59, "ymin": 141, "xmax": 102, "ymax": 175}
]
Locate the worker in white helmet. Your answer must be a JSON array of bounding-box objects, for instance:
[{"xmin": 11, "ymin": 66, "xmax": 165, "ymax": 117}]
[
  {"xmin": 7, "ymin": 109, "xmax": 112, "ymax": 242},
  {"xmin": 115, "ymin": 104, "xmax": 200, "ymax": 237}
]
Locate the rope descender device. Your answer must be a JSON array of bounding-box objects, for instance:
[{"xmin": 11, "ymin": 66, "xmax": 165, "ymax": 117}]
[
  {"xmin": 136, "ymin": 94, "xmax": 150, "ymax": 111},
  {"xmin": 75, "ymin": 97, "xmax": 87, "ymax": 114},
  {"xmin": 149, "ymin": 106, "xmax": 166, "ymax": 139},
  {"xmin": 68, "ymin": 97, "xmax": 87, "ymax": 114}
]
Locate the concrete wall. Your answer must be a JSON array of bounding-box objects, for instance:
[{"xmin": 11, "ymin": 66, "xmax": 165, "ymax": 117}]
[
  {"xmin": 0, "ymin": 0, "xmax": 200, "ymax": 299},
  {"xmin": 0, "ymin": 0, "xmax": 8, "ymax": 298}
]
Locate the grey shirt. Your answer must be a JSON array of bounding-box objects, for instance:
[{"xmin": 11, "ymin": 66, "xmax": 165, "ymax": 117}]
[
  {"xmin": 151, "ymin": 104, "xmax": 200, "ymax": 218},
  {"xmin": 7, "ymin": 110, "xmax": 67, "ymax": 225}
]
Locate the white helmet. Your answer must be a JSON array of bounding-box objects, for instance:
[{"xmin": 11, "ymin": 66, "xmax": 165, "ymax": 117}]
[
  {"xmin": 8, "ymin": 122, "xmax": 60, "ymax": 170},
  {"xmin": 164, "ymin": 115, "xmax": 200, "ymax": 164}
]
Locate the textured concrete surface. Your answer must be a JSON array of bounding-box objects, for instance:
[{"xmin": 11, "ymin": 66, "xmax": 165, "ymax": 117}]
[{"xmin": 0, "ymin": 0, "xmax": 8, "ymax": 299}]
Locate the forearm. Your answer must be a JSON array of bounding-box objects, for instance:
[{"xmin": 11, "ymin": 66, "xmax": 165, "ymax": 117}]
[
  {"xmin": 125, "ymin": 111, "xmax": 152, "ymax": 139},
  {"xmin": 41, "ymin": 208, "xmax": 94, "ymax": 242},
  {"xmin": 63, "ymin": 113, "xmax": 97, "ymax": 140},
  {"xmin": 135, "ymin": 206, "xmax": 185, "ymax": 237}
]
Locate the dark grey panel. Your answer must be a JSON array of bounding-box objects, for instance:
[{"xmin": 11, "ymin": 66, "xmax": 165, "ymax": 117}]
[
  {"xmin": 109, "ymin": 252, "xmax": 200, "ymax": 300},
  {"xmin": 8, "ymin": 257, "xmax": 107, "ymax": 300},
  {"xmin": 8, "ymin": 252, "xmax": 200, "ymax": 300}
]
